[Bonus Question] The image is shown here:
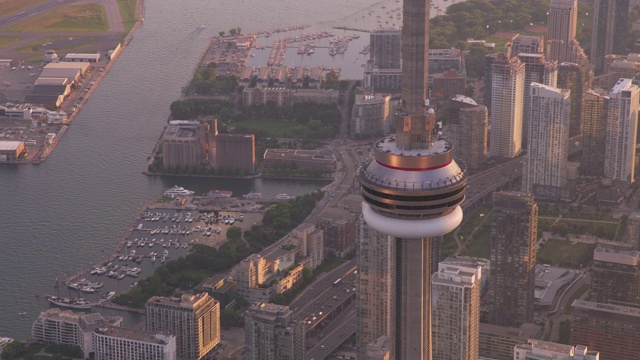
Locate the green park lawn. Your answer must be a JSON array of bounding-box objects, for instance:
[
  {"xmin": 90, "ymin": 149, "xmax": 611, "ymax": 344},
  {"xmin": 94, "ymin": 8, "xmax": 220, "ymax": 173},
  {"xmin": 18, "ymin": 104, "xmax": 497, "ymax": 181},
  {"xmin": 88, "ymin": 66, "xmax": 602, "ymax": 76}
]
[{"xmin": 4, "ymin": 4, "xmax": 108, "ymax": 33}]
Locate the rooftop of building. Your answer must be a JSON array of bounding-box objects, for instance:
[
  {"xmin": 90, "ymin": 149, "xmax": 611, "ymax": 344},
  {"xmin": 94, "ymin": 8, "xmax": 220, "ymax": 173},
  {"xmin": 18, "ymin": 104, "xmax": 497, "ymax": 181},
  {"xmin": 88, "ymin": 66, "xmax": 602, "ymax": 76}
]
[
  {"xmin": 163, "ymin": 124, "xmax": 197, "ymax": 140},
  {"xmin": 530, "ymin": 82, "xmax": 570, "ymax": 98},
  {"xmin": 479, "ymin": 322, "xmax": 542, "ymax": 339},
  {"xmin": 37, "ymin": 308, "xmax": 122, "ymax": 332},
  {"xmin": 451, "ymin": 94, "xmax": 477, "ymax": 106},
  {"xmin": 610, "ymin": 78, "xmax": 636, "ymax": 94},
  {"xmin": 432, "ymin": 264, "xmax": 480, "ymax": 286},
  {"xmin": 94, "ymin": 326, "xmax": 174, "ymax": 345},
  {"xmin": 146, "ymin": 293, "xmax": 213, "ymax": 309},
  {"xmin": 43, "ymin": 62, "xmax": 89, "ymax": 70},
  {"xmin": 593, "ymin": 246, "xmax": 639, "ymax": 265},
  {"xmin": 0, "ymin": 140, "xmax": 23, "ymax": 151},
  {"xmin": 572, "ymin": 299, "xmax": 640, "ymax": 317},
  {"xmin": 375, "ymin": 136, "xmax": 450, "ymax": 157},
  {"xmin": 516, "ymin": 339, "xmax": 574, "ymax": 354},
  {"xmin": 247, "ymin": 302, "xmax": 293, "ymax": 323},
  {"xmin": 317, "ymin": 207, "xmax": 354, "ymax": 224},
  {"xmin": 355, "ymin": 93, "xmax": 389, "ymax": 104},
  {"xmin": 534, "ymin": 265, "xmax": 576, "ymax": 306}
]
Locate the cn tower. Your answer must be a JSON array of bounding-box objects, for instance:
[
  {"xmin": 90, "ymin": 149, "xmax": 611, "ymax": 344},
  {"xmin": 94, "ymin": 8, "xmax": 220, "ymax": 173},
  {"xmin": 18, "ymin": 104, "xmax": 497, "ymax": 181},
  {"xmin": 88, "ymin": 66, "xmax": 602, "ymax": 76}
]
[{"xmin": 359, "ymin": 0, "xmax": 466, "ymax": 357}]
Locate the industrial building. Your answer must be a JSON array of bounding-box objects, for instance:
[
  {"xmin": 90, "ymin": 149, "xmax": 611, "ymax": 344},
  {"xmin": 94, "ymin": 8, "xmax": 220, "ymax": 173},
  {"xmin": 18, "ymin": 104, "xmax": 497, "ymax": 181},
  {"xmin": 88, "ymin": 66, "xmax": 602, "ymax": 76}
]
[
  {"xmin": 161, "ymin": 121, "xmax": 211, "ymax": 169},
  {"xmin": 0, "ymin": 140, "xmax": 26, "ymax": 162},
  {"xmin": 215, "ymin": 133, "xmax": 255, "ymax": 174},
  {"xmin": 63, "ymin": 53, "xmax": 101, "ymax": 62},
  {"xmin": 41, "ymin": 62, "xmax": 90, "ymax": 82}
]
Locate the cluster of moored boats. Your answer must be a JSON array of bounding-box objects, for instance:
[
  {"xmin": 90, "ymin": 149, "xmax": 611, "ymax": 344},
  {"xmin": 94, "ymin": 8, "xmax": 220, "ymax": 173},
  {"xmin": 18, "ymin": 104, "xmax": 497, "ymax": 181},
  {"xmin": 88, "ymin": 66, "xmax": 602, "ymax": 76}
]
[
  {"xmin": 90, "ymin": 263, "xmax": 142, "ymax": 280},
  {"xmin": 329, "ymin": 35, "xmax": 360, "ymax": 56},
  {"xmin": 67, "ymin": 278, "xmax": 105, "ymax": 293},
  {"xmin": 254, "ymin": 24, "xmax": 311, "ymax": 37}
]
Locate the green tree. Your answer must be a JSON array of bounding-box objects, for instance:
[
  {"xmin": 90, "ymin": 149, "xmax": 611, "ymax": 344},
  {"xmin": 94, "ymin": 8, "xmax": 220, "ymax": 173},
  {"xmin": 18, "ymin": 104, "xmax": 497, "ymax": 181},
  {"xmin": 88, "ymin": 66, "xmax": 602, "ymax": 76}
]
[
  {"xmin": 227, "ymin": 226, "xmax": 242, "ymax": 241},
  {"xmin": 219, "ymin": 31, "xmax": 225, "ymax": 37},
  {"xmin": 221, "ymin": 308, "xmax": 241, "ymax": 327}
]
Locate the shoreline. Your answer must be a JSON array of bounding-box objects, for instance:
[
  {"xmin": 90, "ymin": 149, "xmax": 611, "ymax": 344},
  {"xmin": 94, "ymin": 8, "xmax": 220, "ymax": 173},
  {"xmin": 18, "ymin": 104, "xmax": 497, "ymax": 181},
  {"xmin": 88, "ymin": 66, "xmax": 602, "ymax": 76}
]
[{"xmin": 7, "ymin": 0, "xmax": 147, "ymax": 165}]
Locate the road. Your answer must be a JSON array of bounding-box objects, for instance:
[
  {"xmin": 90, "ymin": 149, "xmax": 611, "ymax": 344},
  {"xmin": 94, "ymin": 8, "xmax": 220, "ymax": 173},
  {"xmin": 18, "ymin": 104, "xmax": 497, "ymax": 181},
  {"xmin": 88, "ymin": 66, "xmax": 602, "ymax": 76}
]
[{"xmin": 306, "ymin": 303, "xmax": 357, "ymax": 360}]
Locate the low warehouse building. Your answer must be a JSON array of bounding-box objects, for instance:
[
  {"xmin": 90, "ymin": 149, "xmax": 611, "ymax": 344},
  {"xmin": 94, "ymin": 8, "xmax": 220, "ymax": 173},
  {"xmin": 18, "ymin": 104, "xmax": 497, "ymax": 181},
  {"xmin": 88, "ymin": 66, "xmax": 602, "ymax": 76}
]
[{"xmin": 0, "ymin": 141, "xmax": 26, "ymax": 162}]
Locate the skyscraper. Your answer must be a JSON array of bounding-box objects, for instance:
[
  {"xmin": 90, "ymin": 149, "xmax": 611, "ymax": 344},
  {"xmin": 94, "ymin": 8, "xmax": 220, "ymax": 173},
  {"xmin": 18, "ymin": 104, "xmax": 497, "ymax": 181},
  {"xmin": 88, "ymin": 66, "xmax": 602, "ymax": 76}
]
[
  {"xmin": 244, "ymin": 303, "xmax": 305, "ymax": 360},
  {"xmin": 517, "ymin": 53, "xmax": 557, "ymax": 147},
  {"xmin": 370, "ymin": 28, "xmax": 402, "ymax": 69},
  {"xmin": 489, "ymin": 53, "xmax": 525, "ymax": 158},
  {"xmin": 590, "ymin": 246, "xmax": 640, "ymax": 306},
  {"xmin": 547, "ymin": 0, "xmax": 578, "ymax": 64},
  {"xmin": 145, "ymin": 293, "xmax": 220, "ymax": 360},
  {"xmin": 359, "ymin": 0, "xmax": 467, "ymax": 358},
  {"xmin": 557, "ymin": 62, "xmax": 594, "ymax": 138},
  {"xmin": 448, "ymin": 95, "xmax": 488, "ymax": 173},
  {"xmin": 508, "ymin": 34, "xmax": 544, "ymax": 57},
  {"xmin": 357, "ymin": 219, "xmax": 391, "ymax": 359},
  {"xmin": 605, "ymin": 78, "xmax": 639, "ymax": 183},
  {"xmin": 431, "ymin": 263, "xmax": 481, "ymax": 360},
  {"xmin": 522, "ymin": 83, "xmax": 570, "ymax": 194},
  {"xmin": 581, "ymin": 89, "xmax": 609, "ymax": 177},
  {"xmin": 591, "ymin": 0, "xmax": 630, "ymax": 74},
  {"xmin": 489, "ymin": 192, "xmax": 537, "ymax": 327}
]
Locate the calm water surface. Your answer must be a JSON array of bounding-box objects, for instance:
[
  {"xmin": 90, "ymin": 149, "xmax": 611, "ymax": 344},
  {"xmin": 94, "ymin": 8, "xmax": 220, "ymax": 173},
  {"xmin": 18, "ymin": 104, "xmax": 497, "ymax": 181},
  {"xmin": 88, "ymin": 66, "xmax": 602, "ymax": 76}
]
[{"xmin": 0, "ymin": 0, "xmax": 465, "ymax": 338}]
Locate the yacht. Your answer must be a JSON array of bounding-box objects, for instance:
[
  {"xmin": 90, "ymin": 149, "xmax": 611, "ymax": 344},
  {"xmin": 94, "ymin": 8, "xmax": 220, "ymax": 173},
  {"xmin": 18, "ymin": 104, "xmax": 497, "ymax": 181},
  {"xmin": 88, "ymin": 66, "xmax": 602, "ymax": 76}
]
[
  {"xmin": 242, "ymin": 192, "xmax": 263, "ymax": 199},
  {"xmin": 164, "ymin": 185, "xmax": 195, "ymax": 197}
]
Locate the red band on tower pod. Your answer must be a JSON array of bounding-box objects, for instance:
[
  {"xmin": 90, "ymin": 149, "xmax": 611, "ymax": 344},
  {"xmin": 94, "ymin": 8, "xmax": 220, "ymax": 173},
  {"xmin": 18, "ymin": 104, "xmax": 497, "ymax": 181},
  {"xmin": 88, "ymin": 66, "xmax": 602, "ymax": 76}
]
[{"xmin": 376, "ymin": 160, "xmax": 451, "ymax": 171}]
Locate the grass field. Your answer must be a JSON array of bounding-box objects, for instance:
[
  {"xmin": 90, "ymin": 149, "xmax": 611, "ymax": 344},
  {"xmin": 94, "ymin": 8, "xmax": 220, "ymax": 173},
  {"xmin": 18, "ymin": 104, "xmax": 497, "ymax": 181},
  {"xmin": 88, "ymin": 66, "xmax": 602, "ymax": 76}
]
[
  {"xmin": 3, "ymin": 3, "xmax": 108, "ymax": 33},
  {"xmin": 0, "ymin": 36, "xmax": 20, "ymax": 49},
  {"xmin": 461, "ymin": 229, "xmax": 491, "ymax": 259},
  {"xmin": 235, "ymin": 119, "xmax": 306, "ymax": 137},
  {"xmin": 0, "ymin": 0, "xmax": 47, "ymax": 18},
  {"xmin": 538, "ymin": 239, "xmax": 595, "ymax": 268},
  {"xmin": 117, "ymin": 0, "xmax": 138, "ymax": 34}
]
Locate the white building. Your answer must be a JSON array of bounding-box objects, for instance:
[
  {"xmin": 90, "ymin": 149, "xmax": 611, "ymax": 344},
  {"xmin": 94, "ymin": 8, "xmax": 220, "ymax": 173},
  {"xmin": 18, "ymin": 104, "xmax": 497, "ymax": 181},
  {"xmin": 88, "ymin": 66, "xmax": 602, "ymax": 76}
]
[
  {"xmin": 605, "ymin": 78, "xmax": 640, "ymax": 182},
  {"xmin": 489, "ymin": 54, "xmax": 525, "ymax": 158},
  {"xmin": 522, "ymin": 83, "xmax": 570, "ymax": 194},
  {"xmin": 514, "ymin": 339, "xmax": 599, "ymax": 360},
  {"xmin": 32, "ymin": 308, "xmax": 122, "ymax": 358},
  {"xmin": 351, "ymin": 93, "xmax": 391, "ymax": 139},
  {"xmin": 93, "ymin": 326, "xmax": 176, "ymax": 360},
  {"xmin": 431, "ymin": 263, "xmax": 482, "ymax": 360}
]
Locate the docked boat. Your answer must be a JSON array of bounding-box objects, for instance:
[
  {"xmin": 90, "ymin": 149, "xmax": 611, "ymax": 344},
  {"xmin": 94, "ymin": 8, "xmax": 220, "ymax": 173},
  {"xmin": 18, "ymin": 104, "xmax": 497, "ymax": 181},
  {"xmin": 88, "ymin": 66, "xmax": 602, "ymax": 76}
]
[
  {"xmin": 275, "ymin": 193, "xmax": 291, "ymax": 200},
  {"xmin": 46, "ymin": 295, "xmax": 92, "ymax": 309},
  {"xmin": 99, "ymin": 291, "xmax": 116, "ymax": 303},
  {"xmin": 164, "ymin": 185, "xmax": 195, "ymax": 197},
  {"xmin": 242, "ymin": 192, "xmax": 263, "ymax": 199},
  {"xmin": 206, "ymin": 189, "xmax": 233, "ymax": 199}
]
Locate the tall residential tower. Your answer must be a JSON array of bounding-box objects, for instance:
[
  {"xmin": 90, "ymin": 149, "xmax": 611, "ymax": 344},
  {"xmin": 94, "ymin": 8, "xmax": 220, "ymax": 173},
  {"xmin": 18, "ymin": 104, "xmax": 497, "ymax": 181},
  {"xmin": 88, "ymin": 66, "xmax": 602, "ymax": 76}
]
[{"xmin": 359, "ymin": 0, "xmax": 467, "ymax": 358}]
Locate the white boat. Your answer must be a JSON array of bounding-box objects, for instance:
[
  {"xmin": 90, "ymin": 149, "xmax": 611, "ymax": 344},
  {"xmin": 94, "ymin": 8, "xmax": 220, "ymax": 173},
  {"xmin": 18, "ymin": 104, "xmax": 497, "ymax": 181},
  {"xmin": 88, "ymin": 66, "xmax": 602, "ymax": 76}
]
[
  {"xmin": 164, "ymin": 185, "xmax": 195, "ymax": 197},
  {"xmin": 160, "ymin": 256, "xmax": 166, "ymax": 263},
  {"xmin": 0, "ymin": 337, "xmax": 14, "ymax": 352},
  {"xmin": 275, "ymin": 193, "xmax": 291, "ymax": 200},
  {"xmin": 206, "ymin": 189, "xmax": 233, "ymax": 199},
  {"xmin": 242, "ymin": 192, "xmax": 263, "ymax": 199}
]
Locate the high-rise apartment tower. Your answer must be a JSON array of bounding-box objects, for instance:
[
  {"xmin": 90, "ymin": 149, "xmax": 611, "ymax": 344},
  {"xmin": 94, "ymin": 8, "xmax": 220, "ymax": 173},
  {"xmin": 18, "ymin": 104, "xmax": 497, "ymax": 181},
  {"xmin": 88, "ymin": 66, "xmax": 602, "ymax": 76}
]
[{"xmin": 547, "ymin": 0, "xmax": 578, "ymax": 64}]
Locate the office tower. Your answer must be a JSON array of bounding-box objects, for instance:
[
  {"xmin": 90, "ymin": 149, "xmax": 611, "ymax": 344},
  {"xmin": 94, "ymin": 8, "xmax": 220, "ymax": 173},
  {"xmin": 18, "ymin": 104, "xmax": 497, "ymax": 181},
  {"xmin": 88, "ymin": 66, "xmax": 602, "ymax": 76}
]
[
  {"xmin": 448, "ymin": 95, "xmax": 488, "ymax": 173},
  {"xmin": 431, "ymin": 263, "xmax": 481, "ymax": 360},
  {"xmin": 365, "ymin": 28, "xmax": 402, "ymax": 93},
  {"xmin": 489, "ymin": 53, "xmax": 525, "ymax": 158},
  {"xmin": 32, "ymin": 309, "xmax": 123, "ymax": 358},
  {"xmin": 627, "ymin": 211, "xmax": 640, "ymax": 249},
  {"xmin": 370, "ymin": 28, "xmax": 402, "ymax": 69},
  {"xmin": 514, "ymin": 339, "xmax": 599, "ymax": 360},
  {"xmin": 244, "ymin": 303, "xmax": 305, "ymax": 360},
  {"xmin": 582, "ymin": 89, "xmax": 609, "ymax": 176},
  {"xmin": 93, "ymin": 327, "xmax": 177, "ymax": 360},
  {"xmin": 557, "ymin": 62, "xmax": 594, "ymax": 137},
  {"xmin": 316, "ymin": 207, "xmax": 358, "ymax": 258},
  {"xmin": 489, "ymin": 192, "xmax": 537, "ymax": 327},
  {"xmin": 571, "ymin": 299, "xmax": 640, "ymax": 359},
  {"xmin": 547, "ymin": 0, "xmax": 578, "ymax": 63},
  {"xmin": 359, "ymin": 0, "xmax": 467, "ymax": 358},
  {"xmin": 522, "ymin": 83, "xmax": 570, "ymax": 194},
  {"xmin": 605, "ymin": 78, "xmax": 639, "ymax": 182},
  {"xmin": 357, "ymin": 219, "xmax": 391, "ymax": 359},
  {"xmin": 146, "ymin": 293, "xmax": 220, "ymax": 360},
  {"xmin": 591, "ymin": 0, "xmax": 630, "ymax": 74},
  {"xmin": 508, "ymin": 34, "xmax": 544, "ymax": 57},
  {"xmin": 590, "ymin": 246, "xmax": 640, "ymax": 306},
  {"xmin": 517, "ymin": 53, "xmax": 558, "ymax": 147},
  {"xmin": 351, "ymin": 92, "xmax": 391, "ymax": 139}
]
